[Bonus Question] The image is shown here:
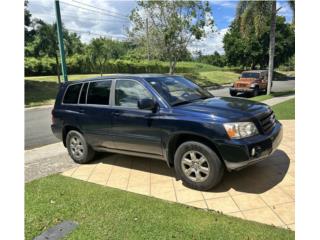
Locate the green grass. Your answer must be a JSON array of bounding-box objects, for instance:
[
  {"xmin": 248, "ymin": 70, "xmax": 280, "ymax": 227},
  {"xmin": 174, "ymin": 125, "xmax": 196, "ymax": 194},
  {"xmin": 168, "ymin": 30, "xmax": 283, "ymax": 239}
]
[
  {"xmin": 271, "ymin": 98, "xmax": 295, "ymax": 120},
  {"xmin": 25, "ymin": 74, "xmax": 108, "ymax": 82},
  {"xmin": 251, "ymin": 90, "xmax": 295, "ymax": 102},
  {"xmin": 25, "ymin": 175, "xmax": 294, "ymax": 240}
]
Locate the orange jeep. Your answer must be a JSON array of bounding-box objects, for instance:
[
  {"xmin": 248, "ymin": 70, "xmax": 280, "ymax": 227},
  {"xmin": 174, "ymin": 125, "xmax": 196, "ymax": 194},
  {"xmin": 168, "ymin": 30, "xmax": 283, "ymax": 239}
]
[{"xmin": 230, "ymin": 70, "xmax": 270, "ymax": 97}]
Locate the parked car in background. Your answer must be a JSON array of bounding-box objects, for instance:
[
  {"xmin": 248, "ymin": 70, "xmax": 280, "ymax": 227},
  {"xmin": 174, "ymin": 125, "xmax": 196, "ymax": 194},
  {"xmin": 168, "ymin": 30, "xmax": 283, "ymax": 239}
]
[
  {"xmin": 51, "ymin": 74, "xmax": 282, "ymax": 190},
  {"xmin": 230, "ymin": 70, "xmax": 271, "ymax": 97}
]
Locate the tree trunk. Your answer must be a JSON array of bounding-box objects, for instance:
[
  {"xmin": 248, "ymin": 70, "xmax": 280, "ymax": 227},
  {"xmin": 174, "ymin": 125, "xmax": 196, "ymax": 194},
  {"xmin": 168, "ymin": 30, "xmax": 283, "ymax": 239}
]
[
  {"xmin": 54, "ymin": 54, "xmax": 61, "ymax": 84},
  {"xmin": 267, "ymin": 1, "xmax": 277, "ymax": 95},
  {"xmin": 169, "ymin": 57, "xmax": 177, "ymax": 75}
]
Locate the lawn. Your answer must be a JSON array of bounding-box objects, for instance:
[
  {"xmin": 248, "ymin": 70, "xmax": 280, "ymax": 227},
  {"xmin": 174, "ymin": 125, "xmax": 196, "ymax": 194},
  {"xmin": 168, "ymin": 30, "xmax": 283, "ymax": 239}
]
[
  {"xmin": 251, "ymin": 90, "xmax": 295, "ymax": 102},
  {"xmin": 271, "ymin": 98, "xmax": 295, "ymax": 120},
  {"xmin": 25, "ymin": 175, "xmax": 294, "ymax": 240}
]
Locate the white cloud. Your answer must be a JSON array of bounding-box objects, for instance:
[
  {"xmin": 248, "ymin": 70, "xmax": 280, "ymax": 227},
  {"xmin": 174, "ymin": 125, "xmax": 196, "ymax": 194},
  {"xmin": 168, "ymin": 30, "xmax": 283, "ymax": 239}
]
[
  {"xmin": 28, "ymin": 0, "xmax": 135, "ymax": 42},
  {"xmin": 212, "ymin": 0, "xmax": 237, "ymax": 8},
  {"xmin": 28, "ymin": 0, "xmax": 230, "ymax": 54},
  {"xmin": 189, "ymin": 27, "xmax": 229, "ymax": 55}
]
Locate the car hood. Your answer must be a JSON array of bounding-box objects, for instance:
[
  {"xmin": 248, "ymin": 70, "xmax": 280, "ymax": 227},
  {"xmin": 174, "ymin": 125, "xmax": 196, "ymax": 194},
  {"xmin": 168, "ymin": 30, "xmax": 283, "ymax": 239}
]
[{"xmin": 173, "ymin": 97, "xmax": 270, "ymax": 122}]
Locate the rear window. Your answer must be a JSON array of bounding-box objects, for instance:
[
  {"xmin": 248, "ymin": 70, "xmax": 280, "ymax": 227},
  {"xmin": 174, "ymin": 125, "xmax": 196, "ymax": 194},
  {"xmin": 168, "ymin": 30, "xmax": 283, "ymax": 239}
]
[
  {"xmin": 63, "ymin": 84, "xmax": 82, "ymax": 104},
  {"xmin": 87, "ymin": 81, "xmax": 111, "ymax": 105}
]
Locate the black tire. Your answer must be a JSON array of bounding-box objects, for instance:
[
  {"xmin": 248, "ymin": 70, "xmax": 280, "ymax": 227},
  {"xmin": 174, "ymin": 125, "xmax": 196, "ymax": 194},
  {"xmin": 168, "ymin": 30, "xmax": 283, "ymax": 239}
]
[
  {"xmin": 252, "ymin": 87, "xmax": 259, "ymax": 97},
  {"xmin": 66, "ymin": 130, "xmax": 95, "ymax": 164},
  {"xmin": 230, "ymin": 90, "xmax": 237, "ymax": 97},
  {"xmin": 174, "ymin": 141, "xmax": 225, "ymax": 191}
]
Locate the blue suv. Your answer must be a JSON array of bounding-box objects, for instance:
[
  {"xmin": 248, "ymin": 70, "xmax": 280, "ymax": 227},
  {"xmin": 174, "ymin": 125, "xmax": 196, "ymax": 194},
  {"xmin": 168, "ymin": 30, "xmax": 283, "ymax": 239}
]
[{"xmin": 51, "ymin": 74, "xmax": 282, "ymax": 190}]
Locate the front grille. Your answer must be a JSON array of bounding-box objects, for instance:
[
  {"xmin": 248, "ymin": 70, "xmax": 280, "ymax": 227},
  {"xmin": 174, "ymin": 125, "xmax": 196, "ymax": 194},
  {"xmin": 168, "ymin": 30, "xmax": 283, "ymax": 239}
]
[
  {"xmin": 237, "ymin": 83, "xmax": 248, "ymax": 88},
  {"xmin": 257, "ymin": 110, "xmax": 276, "ymax": 133}
]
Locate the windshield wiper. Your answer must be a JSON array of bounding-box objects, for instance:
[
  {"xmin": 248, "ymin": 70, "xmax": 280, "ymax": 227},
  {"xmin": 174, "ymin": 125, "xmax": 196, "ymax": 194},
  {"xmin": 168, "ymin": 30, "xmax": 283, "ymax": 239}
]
[{"xmin": 171, "ymin": 100, "xmax": 193, "ymax": 107}]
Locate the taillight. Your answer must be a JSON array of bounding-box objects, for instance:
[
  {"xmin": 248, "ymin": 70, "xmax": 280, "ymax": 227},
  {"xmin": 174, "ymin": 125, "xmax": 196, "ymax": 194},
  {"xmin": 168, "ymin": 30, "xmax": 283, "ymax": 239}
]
[{"xmin": 51, "ymin": 110, "xmax": 56, "ymax": 124}]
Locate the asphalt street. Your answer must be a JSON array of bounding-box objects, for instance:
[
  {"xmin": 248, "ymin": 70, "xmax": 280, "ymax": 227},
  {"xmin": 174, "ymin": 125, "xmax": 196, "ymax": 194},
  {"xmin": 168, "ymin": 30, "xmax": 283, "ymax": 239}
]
[
  {"xmin": 25, "ymin": 107, "xmax": 59, "ymax": 150},
  {"xmin": 25, "ymin": 79, "xmax": 294, "ymax": 150}
]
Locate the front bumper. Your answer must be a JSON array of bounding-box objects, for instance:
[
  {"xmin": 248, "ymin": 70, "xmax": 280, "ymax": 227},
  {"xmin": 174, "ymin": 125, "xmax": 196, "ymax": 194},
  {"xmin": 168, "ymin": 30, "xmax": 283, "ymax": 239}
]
[
  {"xmin": 216, "ymin": 121, "xmax": 283, "ymax": 171},
  {"xmin": 230, "ymin": 87, "xmax": 254, "ymax": 93}
]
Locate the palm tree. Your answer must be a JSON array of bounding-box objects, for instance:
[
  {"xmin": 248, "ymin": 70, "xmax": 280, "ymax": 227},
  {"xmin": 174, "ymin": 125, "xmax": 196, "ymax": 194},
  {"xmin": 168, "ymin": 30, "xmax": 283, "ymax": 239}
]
[{"xmin": 236, "ymin": 0, "xmax": 295, "ymax": 95}]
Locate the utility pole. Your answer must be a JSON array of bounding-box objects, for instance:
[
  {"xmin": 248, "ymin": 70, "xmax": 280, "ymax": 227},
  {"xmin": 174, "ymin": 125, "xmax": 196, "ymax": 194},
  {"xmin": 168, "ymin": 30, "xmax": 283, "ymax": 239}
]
[
  {"xmin": 146, "ymin": 18, "xmax": 150, "ymax": 61},
  {"xmin": 54, "ymin": 0, "xmax": 68, "ymax": 83}
]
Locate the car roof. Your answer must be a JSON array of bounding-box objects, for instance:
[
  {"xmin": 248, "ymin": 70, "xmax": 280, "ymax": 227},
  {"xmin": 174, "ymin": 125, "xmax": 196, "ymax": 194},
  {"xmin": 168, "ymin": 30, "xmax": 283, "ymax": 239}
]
[{"xmin": 64, "ymin": 74, "xmax": 181, "ymax": 85}]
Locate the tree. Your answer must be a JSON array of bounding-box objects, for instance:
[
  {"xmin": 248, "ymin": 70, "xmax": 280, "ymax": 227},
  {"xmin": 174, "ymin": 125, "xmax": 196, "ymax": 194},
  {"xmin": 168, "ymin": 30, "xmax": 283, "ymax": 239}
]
[
  {"xmin": 224, "ymin": 16, "xmax": 294, "ymax": 69},
  {"xmin": 129, "ymin": 0, "xmax": 213, "ymax": 74},
  {"xmin": 25, "ymin": 20, "xmax": 83, "ymax": 83},
  {"xmin": 197, "ymin": 51, "xmax": 226, "ymax": 67},
  {"xmin": 87, "ymin": 38, "xmax": 109, "ymax": 76},
  {"xmin": 235, "ymin": 0, "xmax": 295, "ymax": 94}
]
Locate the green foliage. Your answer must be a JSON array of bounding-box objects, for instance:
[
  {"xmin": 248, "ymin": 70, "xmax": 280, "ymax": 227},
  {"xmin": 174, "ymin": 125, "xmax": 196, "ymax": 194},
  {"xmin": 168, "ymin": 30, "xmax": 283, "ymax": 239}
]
[
  {"xmin": 129, "ymin": 0, "xmax": 213, "ymax": 73},
  {"xmin": 197, "ymin": 51, "xmax": 227, "ymax": 67},
  {"xmin": 223, "ymin": 16, "xmax": 295, "ymax": 69}
]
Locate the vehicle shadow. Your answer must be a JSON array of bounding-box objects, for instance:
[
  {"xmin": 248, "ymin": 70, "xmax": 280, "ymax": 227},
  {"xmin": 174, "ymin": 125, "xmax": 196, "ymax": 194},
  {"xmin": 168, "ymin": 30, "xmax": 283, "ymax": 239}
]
[
  {"xmin": 207, "ymin": 149, "xmax": 290, "ymax": 194},
  {"xmin": 89, "ymin": 149, "xmax": 289, "ymax": 195}
]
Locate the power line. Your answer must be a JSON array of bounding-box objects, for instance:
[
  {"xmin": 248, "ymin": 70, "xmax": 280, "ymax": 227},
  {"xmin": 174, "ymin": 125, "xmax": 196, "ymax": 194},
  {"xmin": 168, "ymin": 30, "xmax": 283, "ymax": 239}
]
[
  {"xmin": 60, "ymin": 1, "xmax": 128, "ymax": 20},
  {"xmin": 70, "ymin": 0, "xmax": 128, "ymax": 18},
  {"xmin": 60, "ymin": 13, "xmax": 130, "ymax": 23}
]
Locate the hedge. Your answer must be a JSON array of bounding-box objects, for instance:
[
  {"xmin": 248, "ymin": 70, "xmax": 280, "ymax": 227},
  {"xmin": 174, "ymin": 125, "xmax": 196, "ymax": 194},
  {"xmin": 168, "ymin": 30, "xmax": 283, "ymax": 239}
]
[{"xmin": 25, "ymin": 56, "xmax": 239, "ymax": 76}]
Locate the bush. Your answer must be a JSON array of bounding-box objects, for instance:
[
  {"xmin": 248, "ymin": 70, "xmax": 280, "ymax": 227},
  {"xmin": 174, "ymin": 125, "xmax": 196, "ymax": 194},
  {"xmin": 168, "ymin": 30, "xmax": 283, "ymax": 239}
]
[{"xmin": 24, "ymin": 57, "xmax": 240, "ymax": 76}]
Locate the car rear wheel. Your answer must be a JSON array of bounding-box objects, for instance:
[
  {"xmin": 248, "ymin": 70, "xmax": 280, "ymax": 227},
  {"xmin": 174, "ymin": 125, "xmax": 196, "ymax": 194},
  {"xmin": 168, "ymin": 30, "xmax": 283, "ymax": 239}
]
[
  {"xmin": 66, "ymin": 130, "xmax": 95, "ymax": 164},
  {"xmin": 174, "ymin": 141, "xmax": 224, "ymax": 191}
]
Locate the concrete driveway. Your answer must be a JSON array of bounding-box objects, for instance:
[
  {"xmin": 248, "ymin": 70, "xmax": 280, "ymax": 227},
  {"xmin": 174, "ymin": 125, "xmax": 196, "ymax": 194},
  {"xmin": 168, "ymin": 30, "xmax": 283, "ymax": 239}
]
[{"xmin": 60, "ymin": 120, "xmax": 295, "ymax": 230}]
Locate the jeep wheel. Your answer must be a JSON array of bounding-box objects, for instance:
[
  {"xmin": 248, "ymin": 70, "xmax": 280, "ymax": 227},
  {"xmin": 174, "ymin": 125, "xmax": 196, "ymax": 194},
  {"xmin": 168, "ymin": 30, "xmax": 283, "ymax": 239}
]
[
  {"xmin": 66, "ymin": 130, "xmax": 95, "ymax": 164},
  {"xmin": 252, "ymin": 87, "xmax": 259, "ymax": 97},
  {"xmin": 230, "ymin": 90, "xmax": 237, "ymax": 97},
  {"xmin": 174, "ymin": 141, "xmax": 224, "ymax": 191}
]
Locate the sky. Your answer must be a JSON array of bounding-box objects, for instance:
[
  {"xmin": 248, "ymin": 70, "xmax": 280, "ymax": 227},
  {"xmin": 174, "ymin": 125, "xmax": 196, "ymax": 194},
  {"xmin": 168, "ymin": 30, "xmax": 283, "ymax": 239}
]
[{"xmin": 28, "ymin": 0, "xmax": 293, "ymax": 55}]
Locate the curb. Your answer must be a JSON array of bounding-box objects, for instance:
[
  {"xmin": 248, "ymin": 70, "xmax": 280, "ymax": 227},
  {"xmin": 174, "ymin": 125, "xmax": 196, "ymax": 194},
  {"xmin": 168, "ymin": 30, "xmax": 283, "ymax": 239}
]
[
  {"xmin": 205, "ymin": 83, "xmax": 232, "ymax": 91},
  {"xmin": 25, "ymin": 104, "xmax": 54, "ymax": 111}
]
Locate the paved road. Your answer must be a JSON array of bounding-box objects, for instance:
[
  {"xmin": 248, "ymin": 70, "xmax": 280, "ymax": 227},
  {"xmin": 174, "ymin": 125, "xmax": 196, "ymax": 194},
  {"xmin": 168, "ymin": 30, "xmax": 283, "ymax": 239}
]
[
  {"xmin": 25, "ymin": 107, "xmax": 60, "ymax": 150},
  {"xmin": 24, "ymin": 79, "xmax": 294, "ymax": 150},
  {"xmin": 209, "ymin": 79, "xmax": 295, "ymax": 97}
]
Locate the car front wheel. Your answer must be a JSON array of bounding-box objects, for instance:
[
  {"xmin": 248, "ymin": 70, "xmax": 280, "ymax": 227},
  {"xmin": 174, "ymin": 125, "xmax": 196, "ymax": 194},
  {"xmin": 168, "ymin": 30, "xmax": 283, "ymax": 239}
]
[
  {"xmin": 174, "ymin": 141, "xmax": 224, "ymax": 191},
  {"xmin": 66, "ymin": 130, "xmax": 95, "ymax": 164}
]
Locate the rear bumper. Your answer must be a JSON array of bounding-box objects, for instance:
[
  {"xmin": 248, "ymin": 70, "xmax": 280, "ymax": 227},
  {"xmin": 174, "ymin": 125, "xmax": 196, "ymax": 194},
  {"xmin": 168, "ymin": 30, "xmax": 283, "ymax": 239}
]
[
  {"xmin": 216, "ymin": 121, "xmax": 283, "ymax": 171},
  {"xmin": 51, "ymin": 124, "xmax": 63, "ymax": 141},
  {"xmin": 230, "ymin": 87, "xmax": 254, "ymax": 93}
]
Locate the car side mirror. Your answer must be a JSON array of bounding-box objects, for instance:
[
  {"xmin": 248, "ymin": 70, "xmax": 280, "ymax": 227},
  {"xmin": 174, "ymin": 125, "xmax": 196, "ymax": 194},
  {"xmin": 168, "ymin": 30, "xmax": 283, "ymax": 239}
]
[{"xmin": 138, "ymin": 98, "xmax": 157, "ymax": 111}]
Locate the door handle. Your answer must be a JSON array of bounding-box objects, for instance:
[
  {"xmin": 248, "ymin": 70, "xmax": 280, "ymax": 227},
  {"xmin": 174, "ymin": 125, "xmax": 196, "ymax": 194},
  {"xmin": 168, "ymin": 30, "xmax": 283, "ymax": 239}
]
[
  {"xmin": 112, "ymin": 112, "xmax": 121, "ymax": 117},
  {"xmin": 79, "ymin": 108, "xmax": 85, "ymax": 113}
]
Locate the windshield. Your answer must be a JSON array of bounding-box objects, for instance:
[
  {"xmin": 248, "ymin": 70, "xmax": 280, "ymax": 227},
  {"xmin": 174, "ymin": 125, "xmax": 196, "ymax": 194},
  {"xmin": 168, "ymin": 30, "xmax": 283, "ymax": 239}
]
[
  {"xmin": 241, "ymin": 72, "xmax": 260, "ymax": 78},
  {"xmin": 145, "ymin": 76, "xmax": 212, "ymax": 106}
]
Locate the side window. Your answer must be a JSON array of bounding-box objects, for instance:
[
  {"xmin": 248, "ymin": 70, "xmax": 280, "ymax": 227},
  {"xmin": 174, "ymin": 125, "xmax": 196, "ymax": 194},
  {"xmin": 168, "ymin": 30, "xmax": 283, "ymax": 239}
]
[
  {"xmin": 79, "ymin": 82, "xmax": 89, "ymax": 104},
  {"xmin": 87, "ymin": 81, "xmax": 111, "ymax": 105},
  {"xmin": 115, "ymin": 80, "xmax": 152, "ymax": 108},
  {"xmin": 63, "ymin": 84, "xmax": 82, "ymax": 104}
]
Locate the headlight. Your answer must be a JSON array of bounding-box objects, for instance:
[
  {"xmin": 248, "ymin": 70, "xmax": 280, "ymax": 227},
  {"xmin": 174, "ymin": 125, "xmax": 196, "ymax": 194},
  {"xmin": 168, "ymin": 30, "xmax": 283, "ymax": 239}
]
[
  {"xmin": 250, "ymin": 83, "xmax": 256, "ymax": 88},
  {"xmin": 223, "ymin": 122, "xmax": 258, "ymax": 139}
]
